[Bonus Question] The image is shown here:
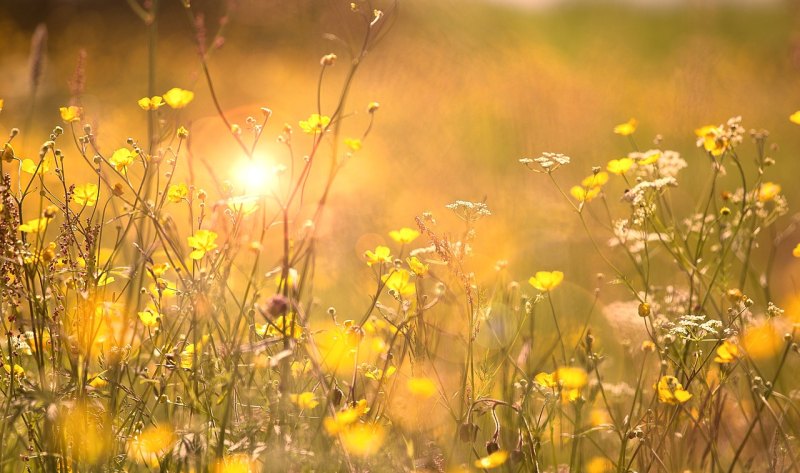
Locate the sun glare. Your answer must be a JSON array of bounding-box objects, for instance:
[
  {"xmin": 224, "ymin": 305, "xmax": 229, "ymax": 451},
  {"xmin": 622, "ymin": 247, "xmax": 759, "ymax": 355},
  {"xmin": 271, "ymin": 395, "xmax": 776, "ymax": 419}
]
[{"xmin": 234, "ymin": 155, "xmax": 280, "ymax": 194}]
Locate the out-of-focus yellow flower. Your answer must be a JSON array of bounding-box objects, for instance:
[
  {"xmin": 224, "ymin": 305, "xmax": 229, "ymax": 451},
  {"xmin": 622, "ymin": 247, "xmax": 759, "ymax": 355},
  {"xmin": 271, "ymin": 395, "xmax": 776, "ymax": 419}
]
[
  {"xmin": 344, "ymin": 138, "xmax": 362, "ymax": 151},
  {"xmin": 21, "ymin": 157, "xmax": 52, "ymax": 175},
  {"xmin": 793, "ymin": 243, "xmax": 800, "ymax": 258},
  {"xmin": 73, "ymin": 183, "xmax": 99, "ymax": 206},
  {"xmin": 60, "ymin": 105, "xmax": 81, "ymax": 122},
  {"xmin": 586, "ymin": 456, "xmax": 614, "ymax": 473},
  {"xmin": 364, "ymin": 365, "xmax": 396, "ymax": 381},
  {"xmin": 138, "ymin": 96, "xmax": 164, "ymax": 111},
  {"xmin": 758, "ymin": 182, "xmax": 781, "ymax": 202},
  {"xmin": 324, "ymin": 399, "xmax": 370, "ymax": 435},
  {"xmin": 214, "ymin": 454, "xmax": 254, "ymax": 473},
  {"xmin": 406, "ymin": 256, "xmax": 428, "ymax": 277},
  {"xmin": 581, "ymin": 172, "xmax": 609, "ymax": 188},
  {"xmin": 695, "ymin": 125, "xmax": 727, "ymax": 157},
  {"xmin": 167, "ymin": 183, "xmax": 188, "ymax": 203},
  {"xmin": 109, "ymin": 148, "xmax": 138, "ymax": 172},
  {"xmin": 364, "ymin": 245, "xmax": 391, "ymax": 266},
  {"xmin": 180, "ymin": 343, "xmax": 197, "ymax": 369},
  {"xmin": 571, "ymin": 185, "xmax": 601, "ymax": 203},
  {"xmin": 127, "ymin": 424, "xmax": 175, "ymax": 467},
  {"xmin": 474, "ymin": 450, "xmax": 509, "ymax": 469},
  {"xmin": 290, "ymin": 391, "xmax": 319, "ymax": 410},
  {"xmin": 382, "ymin": 269, "xmax": 416, "ymax": 296},
  {"xmin": 299, "ymin": 113, "xmax": 330, "ymax": 134},
  {"xmin": 18, "ymin": 217, "xmax": 51, "ymax": 233},
  {"xmin": 714, "ymin": 340, "xmax": 739, "ymax": 364},
  {"xmin": 88, "ymin": 375, "xmax": 108, "ymax": 389},
  {"xmin": 340, "ymin": 423, "xmax": 385, "ymax": 457},
  {"xmin": 613, "ymin": 118, "xmax": 637, "ymax": 136},
  {"xmin": 534, "ymin": 371, "xmax": 557, "ymax": 389},
  {"xmin": 162, "ymin": 87, "xmax": 194, "ymax": 109},
  {"xmin": 0, "ymin": 99, "xmax": 4, "ymax": 113},
  {"xmin": 639, "ymin": 150, "xmax": 661, "ymax": 165},
  {"xmin": 138, "ymin": 308, "xmax": 161, "ymax": 327},
  {"xmin": 4, "ymin": 364, "xmax": 24, "ymax": 378},
  {"xmin": 187, "ymin": 229, "xmax": 219, "ymax": 260},
  {"xmin": 743, "ymin": 323, "xmax": 782, "ymax": 360},
  {"xmin": 257, "ymin": 313, "xmax": 303, "ymax": 339},
  {"xmin": 556, "ymin": 366, "xmax": 588, "ymax": 389},
  {"xmin": 96, "ymin": 271, "xmax": 115, "ymax": 286},
  {"xmin": 790, "ymin": 111, "xmax": 800, "ymax": 125},
  {"xmin": 177, "ymin": 126, "xmax": 190, "ymax": 139},
  {"xmin": 529, "ymin": 271, "xmax": 564, "ymax": 291},
  {"xmin": 389, "ymin": 227, "xmax": 420, "ymax": 244},
  {"xmin": 607, "ymin": 157, "xmax": 634, "ymax": 175},
  {"xmin": 655, "ymin": 375, "xmax": 692, "ymax": 405},
  {"xmin": 407, "ymin": 377, "xmax": 437, "ymax": 398}
]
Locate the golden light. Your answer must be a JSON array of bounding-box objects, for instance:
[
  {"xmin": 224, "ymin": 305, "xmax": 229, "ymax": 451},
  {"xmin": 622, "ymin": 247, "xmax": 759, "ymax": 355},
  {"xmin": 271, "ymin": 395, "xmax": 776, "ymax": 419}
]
[{"xmin": 233, "ymin": 154, "xmax": 280, "ymax": 194}]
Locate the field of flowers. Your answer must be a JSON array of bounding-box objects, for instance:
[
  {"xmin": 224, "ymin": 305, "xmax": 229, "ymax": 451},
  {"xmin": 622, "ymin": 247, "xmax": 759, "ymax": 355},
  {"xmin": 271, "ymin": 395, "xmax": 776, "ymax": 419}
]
[{"xmin": 1, "ymin": 0, "xmax": 800, "ymax": 472}]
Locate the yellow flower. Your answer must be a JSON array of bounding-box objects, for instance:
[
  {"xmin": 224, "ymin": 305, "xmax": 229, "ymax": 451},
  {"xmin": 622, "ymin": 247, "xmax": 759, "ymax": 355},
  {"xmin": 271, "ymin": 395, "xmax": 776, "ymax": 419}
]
[
  {"xmin": 59, "ymin": 105, "xmax": 81, "ymax": 122},
  {"xmin": 382, "ymin": 269, "xmax": 416, "ymax": 296},
  {"xmin": 474, "ymin": 450, "xmax": 509, "ymax": 469},
  {"xmin": 638, "ymin": 149, "xmax": 661, "ymax": 165},
  {"xmin": 344, "ymin": 138, "xmax": 362, "ymax": 151},
  {"xmin": 127, "ymin": 424, "xmax": 175, "ymax": 467},
  {"xmin": 257, "ymin": 314, "xmax": 303, "ymax": 339},
  {"xmin": 177, "ymin": 126, "xmax": 189, "ymax": 139},
  {"xmin": 137, "ymin": 96, "xmax": 164, "ymax": 111},
  {"xmin": 324, "ymin": 399, "xmax": 370, "ymax": 435},
  {"xmin": 187, "ymin": 229, "xmax": 219, "ymax": 260},
  {"xmin": 180, "ymin": 343, "xmax": 197, "ymax": 369},
  {"xmin": 581, "ymin": 172, "xmax": 609, "ymax": 188},
  {"xmin": 556, "ymin": 366, "xmax": 588, "ymax": 389},
  {"xmin": 290, "ymin": 391, "xmax": 319, "ymax": 410},
  {"xmin": 109, "ymin": 148, "xmax": 138, "ymax": 172},
  {"xmin": 529, "ymin": 271, "xmax": 564, "ymax": 291},
  {"xmin": 655, "ymin": 375, "xmax": 692, "ymax": 405},
  {"xmin": 586, "ymin": 456, "xmax": 614, "ymax": 473},
  {"xmin": 389, "ymin": 227, "xmax": 420, "ymax": 244},
  {"xmin": 364, "ymin": 365, "xmax": 396, "ymax": 381},
  {"xmin": 606, "ymin": 157, "xmax": 633, "ymax": 175},
  {"xmin": 4, "ymin": 364, "xmax": 25, "ymax": 378},
  {"xmin": 793, "ymin": 243, "xmax": 800, "ymax": 258},
  {"xmin": 88, "ymin": 375, "xmax": 108, "ymax": 389},
  {"xmin": 407, "ymin": 377, "xmax": 437, "ymax": 398},
  {"xmin": 167, "ymin": 183, "xmax": 189, "ymax": 203},
  {"xmin": 0, "ymin": 98, "xmax": 3, "ymax": 113},
  {"xmin": 340, "ymin": 423, "xmax": 385, "ymax": 457},
  {"xmin": 534, "ymin": 372, "xmax": 557, "ymax": 388},
  {"xmin": 73, "ymin": 183, "xmax": 99, "ymax": 206},
  {"xmin": 406, "ymin": 256, "xmax": 429, "ymax": 277},
  {"xmin": 162, "ymin": 87, "xmax": 195, "ymax": 109},
  {"xmin": 570, "ymin": 185, "xmax": 601, "ymax": 203},
  {"xmin": 790, "ymin": 110, "xmax": 800, "ymax": 125},
  {"xmin": 21, "ymin": 157, "xmax": 52, "ymax": 175},
  {"xmin": 714, "ymin": 340, "xmax": 739, "ymax": 364},
  {"xmin": 298, "ymin": 113, "xmax": 331, "ymax": 134},
  {"xmin": 18, "ymin": 217, "xmax": 51, "ymax": 233},
  {"xmin": 758, "ymin": 182, "xmax": 781, "ymax": 202},
  {"xmin": 742, "ymin": 323, "xmax": 781, "ymax": 360},
  {"xmin": 613, "ymin": 118, "xmax": 637, "ymax": 136},
  {"xmin": 213, "ymin": 454, "xmax": 254, "ymax": 473},
  {"xmin": 364, "ymin": 245, "xmax": 392, "ymax": 266},
  {"xmin": 138, "ymin": 308, "xmax": 161, "ymax": 327},
  {"xmin": 695, "ymin": 125, "xmax": 727, "ymax": 157}
]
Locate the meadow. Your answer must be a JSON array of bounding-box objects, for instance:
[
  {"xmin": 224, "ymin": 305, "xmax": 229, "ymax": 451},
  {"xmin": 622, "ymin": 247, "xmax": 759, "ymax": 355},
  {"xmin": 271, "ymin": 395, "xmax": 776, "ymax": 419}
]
[{"xmin": 1, "ymin": 0, "xmax": 800, "ymax": 471}]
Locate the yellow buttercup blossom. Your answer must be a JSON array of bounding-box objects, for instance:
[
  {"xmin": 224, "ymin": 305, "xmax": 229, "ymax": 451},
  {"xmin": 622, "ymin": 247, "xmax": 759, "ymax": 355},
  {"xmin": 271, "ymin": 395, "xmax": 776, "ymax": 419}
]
[
  {"xmin": 257, "ymin": 314, "xmax": 303, "ymax": 339},
  {"xmin": 73, "ymin": 183, "xmax": 99, "ymax": 206},
  {"xmin": 389, "ymin": 227, "xmax": 420, "ymax": 244},
  {"xmin": 581, "ymin": 172, "xmax": 609, "ymax": 188},
  {"xmin": 790, "ymin": 111, "xmax": 800, "ymax": 125},
  {"xmin": 109, "ymin": 148, "xmax": 138, "ymax": 172},
  {"xmin": 695, "ymin": 125, "xmax": 727, "ymax": 157},
  {"xmin": 714, "ymin": 340, "xmax": 739, "ymax": 364},
  {"xmin": 613, "ymin": 118, "xmax": 637, "ymax": 136},
  {"xmin": 474, "ymin": 450, "xmax": 509, "ymax": 469},
  {"xmin": 607, "ymin": 157, "xmax": 634, "ymax": 175},
  {"xmin": 529, "ymin": 270, "xmax": 564, "ymax": 291},
  {"xmin": 758, "ymin": 182, "xmax": 781, "ymax": 202},
  {"xmin": 18, "ymin": 217, "xmax": 51, "ymax": 233},
  {"xmin": 21, "ymin": 157, "xmax": 52, "ymax": 175},
  {"xmin": 556, "ymin": 366, "xmax": 588, "ymax": 389},
  {"xmin": 793, "ymin": 243, "xmax": 800, "ymax": 258},
  {"xmin": 406, "ymin": 256, "xmax": 428, "ymax": 276},
  {"xmin": 214, "ymin": 455, "xmax": 254, "ymax": 473},
  {"xmin": 364, "ymin": 245, "xmax": 392, "ymax": 266},
  {"xmin": 60, "ymin": 105, "xmax": 81, "ymax": 122},
  {"xmin": 382, "ymin": 269, "xmax": 416, "ymax": 296},
  {"xmin": 138, "ymin": 308, "xmax": 161, "ymax": 327},
  {"xmin": 88, "ymin": 375, "xmax": 108, "ymax": 389},
  {"xmin": 4, "ymin": 364, "xmax": 25, "ymax": 378},
  {"xmin": 655, "ymin": 375, "xmax": 692, "ymax": 405},
  {"xmin": 127, "ymin": 424, "xmax": 175, "ymax": 467},
  {"xmin": 407, "ymin": 377, "xmax": 437, "ymax": 398},
  {"xmin": 742, "ymin": 323, "xmax": 781, "ymax": 360},
  {"xmin": 323, "ymin": 399, "xmax": 370, "ymax": 435},
  {"xmin": 299, "ymin": 113, "xmax": 331, "ymax": 134},
  {"xmin": 638, "ymin": 149, "xmax": 661, "ymax": 165},
  {"xmin": 290, "ymin": 391, "xmax": 319, "ymax": 410},
  {"xmin": 187, "ymin": 229, "xmax": 219, "ymax": 260},
  {"xmin": 340, "ymin": 423, "xmax": 385, "ymax": 457},
  {"xmin": 162, "ymin": 87, "xmax": 195, "ymax": 109},
  {"xmin": 344, "ymin": 138, "xmax": 362, "ymax": 151},
  {"xmin": 167, "ymin": 183, "xmax": 189, "ymax": 203},
  {"xmin": 586, "ymin": 456, "xmax": 614, "ymax": 473},
  {"xmin": 534, "ymin": 372, "xmax": 556, "ymax": 388},
  {"xmin": 570, "ymin": 185, "xmax": 601, "ymax": 203},
  {"xmin": 364, "ymin": 365, "xmax": 396, "ymax": 381},
  {"xmin": 137, "ymin": 96, "xmax": 164, "ymax": 110}
]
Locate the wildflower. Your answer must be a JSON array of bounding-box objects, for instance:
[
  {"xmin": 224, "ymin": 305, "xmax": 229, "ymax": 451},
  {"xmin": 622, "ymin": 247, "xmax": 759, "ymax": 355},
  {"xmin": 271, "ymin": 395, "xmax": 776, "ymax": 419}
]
[
  {"xmin": 180, "ymin": 343, "xmax": 197, "ymax": 369},
  {"xmin": 187, "ymin": 229, "xmax": 219, "ymax": 260},
  {"xmin": 606, "ymin": 157, "xmax": 633, "ymax": 175},
  {"xmin": 59, "ymin": 105, "xmax": 81, "ymax": 122},
  {"xmin": 613, "ymin": 118, "xmax": 637, "ymax": 136},
  {"xmin": 793, "ymin": 243, "xmax": 800, "ymax": 258},
  {"xmin": 743, "ymin": 323, "xmax": 781, "ymax": 359},
  {"xmin": 389, "ymin": 227, "xmax": 420, "ymax": 244},
  {"xmin": 257, "ymin": 313, "xmax": 303, "ymax": 339},
  {"xmin": 406, "ymin": 256, "xmax": 429, "ymax": 276},
  {"xmin": 571, "ymin": 185, "xmax": 601, "ymax": 203},
  {"xmin": 528, "ymin": 271, "xmax": 564, "ymax": 291},
  {"xmin": 137, "ymin": 96, "xmax": 164, "ymax": 110},
  {"xmin": 290, "ymin": 392, "xmax": 319, "ymax": 410},
  {"xmin": 324, "ymin": 399, "xmax": 370, "ymax": 435},
  {"xmin": 758, "ymin": 182, "xmax": 781, "ymax": 202},
  {"xmin": 582, "ymin": 171, "xmax": 609, "ymax": 188},
  {"xmin": 127, "ymin": 424, "xmax": 175, "ymax": 467},
  {"xmin": 407, "ymin": 377, "xmax": 437, "ymax": 398},
  {"xmin": 695, "ymin": 125, "xmax": 727, "ymax": 157},
  {"xmin": 88, "ymin": 375, "xmax": 108, "ymax": 389},
  {"xmin": 534, "ymin": 372, "xmax": 557, "ymax": 389},
  {"xmin": 138, "ymin": 308, "xmax": 161, "ymax": 327},
  {"xmin": 298, "ymin": 113, "xmax": 330, "ymax": 134},
  {"xmin": 4, "ymin": 364, "xmax": 25, "ymax": 378},
  {"xmin": 474, "ymin": 450, "xmax": 509, "ymax": 469},
  {"xmin": 382, "ymin": 269, "xmax": 416, "ymax": 296},
  {"xmin": 109, "ymin": 148, "xmax": 138, "ymax": 172},
  {"xmin": 636, "ymin": 149, "xmax": 661, "ymax": 165},
  {"xmin": 21, "ymin": 157, "xmax": 52, "ymax": 175},
  {"xmin": 18, "ymin": 217, "xmax": 51, "ymax": 233},
  {"xmin": 167, "ymin": 183, "xmax": 189, "ymax": 203},
  {"xmin": 556, "ymin": 367, "xmax": 588, "ymax": 389},
  {"xmin": 790, "ymin": 110, "xmax": 800, "ymax": 125},
  {"xmin": 340, "ymin": 423, "xmax": 385, "ymax": 457},
  {"xmin": 364, "ymin": 365, "xmax": 396, "ymax": 381},
  {"xmin": 364, "ymin": 246, "xmax": 391, "ymax": 266},
  {"xmin": 344, "ymin": 138, "xmax": 362, "ymax": 151},
  {"xmin": 522, "ymin": 152, "xmax": 571, "ymax": 173},
  {"xmin": 714, "ymin": 340, "xmax": 739, "ymax": 364},
  {"xmin": 214, "ymin": 455, "xmax": 254, "ymax": 473},
  {"xmin": 177, "ymin": 126, "xmax": 189, "ymax": 139},
  {"xmin": 586, "ymin": 457, "xmax": 614, "ymax": 473},
  {"xmin": 655, "ymin": 375, "xmax": 692, "ymax": 405},
  {"xmin": 367, "ymin": 101, "xmax": 380, "ymax": 113},
  {"xmin": 445, "ymin": 200, "xmax": 491, "ymax": 221},
  {"xmin": 72, "ymin": 183, "xmax": 99, "ymax": 206},
  {"xmin": 0, "ymin": 98, "xmax": 3, "ymax": 112},
  {"xmin": 320, "ymin": 53, "xmax": 337, "ymax": 66},
  {"xmin": 162, "ymin": 87, "xmax": 194, "ymax": 109}
]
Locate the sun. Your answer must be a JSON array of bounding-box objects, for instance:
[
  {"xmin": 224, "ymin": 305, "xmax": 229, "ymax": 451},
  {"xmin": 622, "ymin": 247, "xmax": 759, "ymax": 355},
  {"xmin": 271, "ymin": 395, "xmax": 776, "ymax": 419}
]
[{"xmin": 233, "ymin": 154, "xmax": 280, "ymax": 194}]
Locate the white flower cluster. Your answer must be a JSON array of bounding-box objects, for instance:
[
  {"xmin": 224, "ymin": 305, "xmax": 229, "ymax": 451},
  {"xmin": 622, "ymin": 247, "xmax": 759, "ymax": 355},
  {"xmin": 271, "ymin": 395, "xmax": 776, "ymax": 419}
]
[
  {"xmin": 445, "ymin": 200, "xmax": 491, "ymax": 222},
  {"xmin": 520, "ymin": 152, "xmax": 571, "ymax": 173},
  {"xmin": 622, "ymin": 177, "xmax": 677, "ymax": 225}
]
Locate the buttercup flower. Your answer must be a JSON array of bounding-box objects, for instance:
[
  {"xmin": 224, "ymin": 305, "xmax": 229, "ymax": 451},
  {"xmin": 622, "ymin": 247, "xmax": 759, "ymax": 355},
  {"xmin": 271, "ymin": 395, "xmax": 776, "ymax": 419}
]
[
  {"xmin": 529, "ymin": 271, "xmax": 564, "ymax": 291},
  {"xmin": 607, "ymin": 157, "xmax": 634, "ymax": 175},
  {"xmin": 364, "ymin": 246, "xmax": 391, "ymax": 266},
  {"xmin": 613, "ymin": 118, "xmax": 638, "ymax": 136},
  {"xmin": 655, "ymin": 375, "xmax": 692, "ymax": 405},
  {"xmin": 72, "ymin": 183, "xmax": 99, "ymax": 207},
  {"xmin": 167, "ymin": 183, "xmax": 189, "ymax": 203},
  {"xmin": 138, "ymin": 96, "xmax": 164, "ymax": 110},
  {"xmin": 299, "ymin": 114, "xmax": 331, "ymax": 134},
  {"xmin": 187, "ymin": 229, "xmax": 219, "ymax": 260},
  {"xmin": 60, "ymin": 105, "xmax": 81, "ymax": 122},
  {"xmin": 714, "ymin": 340, "xmax": 739, "ymax": 364},
  {"xmin": 162, "ymin": 87, "xmax": 194, "ymax": 109},
  {"xmin": 109, "ymin": 148, "xmax": 138, "ymax": 172},
  {"xmin": 474, "ymin": 450, "xmax": 509, "ymax": 469},
  {"xmin": 389, "ymin": 227, "xmax": 420, "ymax": 244}
]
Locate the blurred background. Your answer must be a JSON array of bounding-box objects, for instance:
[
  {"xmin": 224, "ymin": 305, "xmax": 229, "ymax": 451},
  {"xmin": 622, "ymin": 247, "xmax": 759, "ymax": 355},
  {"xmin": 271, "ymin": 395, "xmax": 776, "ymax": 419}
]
[{"xmin": 1, "ymin": 0, "xmax": 800, "ymax": 341}]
